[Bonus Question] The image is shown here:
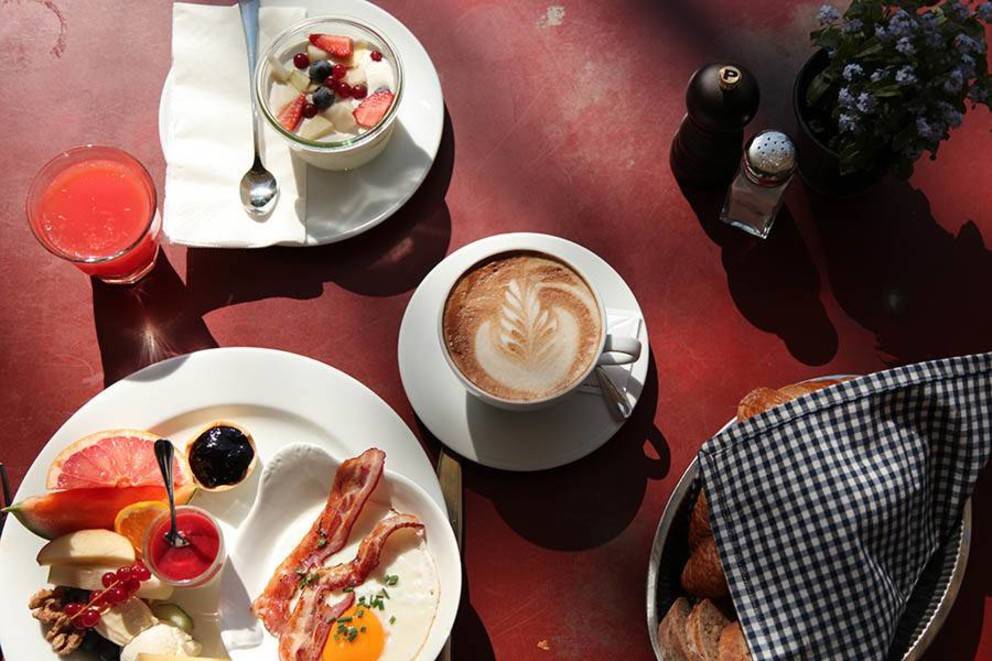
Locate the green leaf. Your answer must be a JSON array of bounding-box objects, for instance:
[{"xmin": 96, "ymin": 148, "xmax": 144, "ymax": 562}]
[
  {"xmin": 855, "ymin": 41, "xmax": 884, "ymax": 58},
  {"xmin": 872, "ymin": 85, "xmax": 902, "ymax": 98},
  {"xmin": 806, "ymin": 71, "xmax": 834, "ymax": 107}
]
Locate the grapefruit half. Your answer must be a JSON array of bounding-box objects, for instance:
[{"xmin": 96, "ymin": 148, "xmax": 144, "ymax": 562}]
[{"xmin": 46, "ymin": 429, "xmax": 191, "ymax": 490}]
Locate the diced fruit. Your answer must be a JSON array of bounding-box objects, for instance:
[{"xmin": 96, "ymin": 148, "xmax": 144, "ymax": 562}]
[
  {"xmin": 288, "ymin": 69, "xmax": 314, "ymax": 93},
  {"xmin": 46, "ymin": 429, "xmax": 191, "ymax": 490},
  {"xmin": 37, "ymin": 530, "xmax": 136, "ymax": 566},
  {"xmin": 150, "ymin": 604, "xmax": 194, "ymax": 634},
  {"xmin": 312, "ymin": 87, "xmax": 334, "ymax": 110},
  {"xmin": 371, "ymin": 50, "xmax": 383, "ymax": 61},
  {"xmin": 353, "ymin": 90, "xmax": 394, "ymax": 128},
  {"xmin": 309, "ymin": 33, "xmax": 353, "ymax": 58},
  {"xmin": 303, "ymin": 103, "xmax": 318, "ymax": 118},
  {"xmin": 307, "ymin": 44, "xmax": 328, "ymax": 62},
  {"xmin": 344, "ymin": 66, "xmax": 367, "ymax": 87},
  {"xmin": 5, "ymin": 484, "xmax": 196, "ymax": 539},
  {"xmin": 335, "ymin": 81, "xmax": 352, "ymax": 98},
  {"xmin": 352, "ymin": 84, "xmax": 368, "ymax": 100},
  {"xmin": 268, "ymin": 55, "xmax": 291, "ymax": 83},
  {"xmin": 95, "ymin": 597, "xmax": 158, "ymax": 646},
  {"xmin": 114, "ymin": 500, "xmax": 169, "ymax": 553},
  {"xmin": 299, "ymin": 115, "xmax": 337, "ymax": 141},
  {"xmin": 324, "ymin": 103, "xmax": 359, "ymax": 134},
  {"xmin": 309, "ymin": 60, "xmax": 333, "ymax": 83},
  {"xmin": 277, "ymin": 94, "xmax": 307, "ymax": 131},
  {"xmin": 292, "ymin": 52, "xmax": 310, "ymax": 69}
]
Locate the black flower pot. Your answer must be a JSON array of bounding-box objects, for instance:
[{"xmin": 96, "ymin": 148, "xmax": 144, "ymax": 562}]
[{"xmin": 793, "ymin": 49, "xmax": 888, "ymax": 197}]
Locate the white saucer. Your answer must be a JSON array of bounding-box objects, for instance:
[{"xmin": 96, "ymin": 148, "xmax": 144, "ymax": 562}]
[
  {"xmin": 158, "ymin": 0, "xmax": 444, "ymax": 246},
  {"xmin": 397, "ymin": 233, "xmax": 651, "ymax": 471}
]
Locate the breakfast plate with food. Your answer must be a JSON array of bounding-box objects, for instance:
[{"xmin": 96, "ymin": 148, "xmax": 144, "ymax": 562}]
[{"xmin": 0, "ymin": 348, "xmax": 458, "ymax": 661}]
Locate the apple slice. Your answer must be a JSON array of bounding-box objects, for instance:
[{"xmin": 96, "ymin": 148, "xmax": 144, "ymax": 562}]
[
  {"xmin": 299, "ymin": 115, "xmax": 336, "ymax": 141},
  {"xmin": 288, "ymin": 69, "xmax": 314, "ymax": 93},
  {"xmin": 268, "ymin": 54, "xmax": 291, "ymax": 83},
  {"xmin": 37, "ymin": 530, "xmax": 135, "ymax": 566},
  {"xmin": 307, "ymin": 44, "xmax": 328, "ymax": 62},
  {"xmin": 48, "ymin": 564, "xmax": 173, "ymax": 600}
]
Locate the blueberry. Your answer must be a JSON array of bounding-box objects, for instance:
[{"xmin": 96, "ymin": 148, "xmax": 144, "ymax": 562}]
[
  {"xmin": 312, "ymin": 86, "xmax": 334, "ymax": 110},
  {"xmin": 309, "ymin": 60, "xmax": 333, "ymax": 83}
]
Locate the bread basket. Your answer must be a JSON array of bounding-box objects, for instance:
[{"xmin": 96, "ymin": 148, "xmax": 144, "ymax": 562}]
[{"xmin": 646, "ymin": 378, "xmax": 973, "ymax": 660}]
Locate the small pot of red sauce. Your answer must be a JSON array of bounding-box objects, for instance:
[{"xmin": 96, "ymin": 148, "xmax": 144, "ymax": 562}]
[{"xmin": 144, "ymin": 505, "xmax": 226, "ymax": 587}]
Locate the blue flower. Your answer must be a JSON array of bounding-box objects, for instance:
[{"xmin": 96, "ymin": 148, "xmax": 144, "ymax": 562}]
[
  {"xmin": 875, "ymin": 24, "xmax": 891, "ymax": 41},
  {"xmin": 889, "ymin": 9, "xmax": 916, "ymax": 38},
  {"xmin": 856, "ymin": 92, "xmax": 877, "ymax": 114},
  {"xmin": 817, "ymin": 4, "xmax": 840, "ymax": 25},
  {"xmin": 944, "ymin": 0, "xmax": 969, "ymax": 21},
  {"xmin": 896, "ymin": 36, "xmax": 916, "ymax": 56},
  {"xmin": 838, "ymin": 87, "xmax": 856, "ymax": 108},
  {"xmin": 870, "ymin": 68, "xmax": 889, "ymax": 83},
  {"xmin": 843, "ymin": 63, "xmax": 864, "ymax": 81},
  {"xmin": 937, "ymin": 102, "xmax": 964, "ymax": 128},
  {"xmin": 838, "ymin": 113, "xmax": 859, "ymax": 133},
  {"xmin": 920, "ymin": 12, "xmax": 943, "ymax": 47},
  {"xmin": 955, "ymin": 34, "xmax": 982, "ymax": 55},
  {"xmin": 843, "ymin": 18, "xmax": 863, "ymax": 33},
  {"xmin": 970, "ymin": 85, "xmax": 990, "ymax": 104},
  {"xmin": 895, "ymin": 66, "xmax": 917, "ymax": 86},
  {"xmin": 959, "ymin": 55, "xmax": 977, "ymax": 78},
  {"xmin": 916, "ymin": 117, "xmax": 942, "ymax": 142},
  {"xmin": 979, "ymin": 2, "xmax": 992, "ymax": 21},
  {"xmin": 944, "ymin": 69, "xmax": 965, "ymax": 93}
]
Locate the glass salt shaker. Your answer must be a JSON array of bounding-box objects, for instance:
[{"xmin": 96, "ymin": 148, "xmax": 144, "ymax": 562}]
[{"xmin": 719, "ymin": 130, "xmax": 796, "ymax": 239}]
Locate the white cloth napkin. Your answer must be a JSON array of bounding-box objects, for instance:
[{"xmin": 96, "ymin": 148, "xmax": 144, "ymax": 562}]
[
  {"xmin": 578, "ymin": 310, "xmax": 643, "ymax": 396},
  {"xmin": 164, "ymin": 3, "xmax": 308, "ymax": 248}
]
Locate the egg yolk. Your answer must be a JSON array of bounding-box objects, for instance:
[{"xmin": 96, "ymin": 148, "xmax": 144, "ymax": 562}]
[{"xmin": 322, "ymin": 604, "xmax": 385, "ymax": 661}]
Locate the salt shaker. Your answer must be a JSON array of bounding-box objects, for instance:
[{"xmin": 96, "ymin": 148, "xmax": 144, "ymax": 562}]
[{"xmin": 720, "ymin": 130, "xmax": 796, "ymax": 239}]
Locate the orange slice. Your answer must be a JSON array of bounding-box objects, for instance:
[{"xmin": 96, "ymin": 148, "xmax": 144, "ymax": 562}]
[{"xmin": 114, "ymin": 501, "xmax": 169, "ymax": 553}]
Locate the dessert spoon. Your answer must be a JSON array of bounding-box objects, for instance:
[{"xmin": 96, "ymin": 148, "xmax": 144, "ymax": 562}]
[
  {"xmin": 154, "ymin": 439, "xmax": 189, "ymax": 548},
  {"xmin": 237, "ymin": 0, "xmax": 279, "ymax": 216}
]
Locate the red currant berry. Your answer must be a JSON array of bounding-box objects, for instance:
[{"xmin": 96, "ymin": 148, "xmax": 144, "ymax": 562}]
[
  {"xmin": 115, "ymin": 566, "xmax": 132, "ymax": 581},
  {"xmin": 336, "ymin": 81, "xmax": 352, "ymax": 98},
  {"xmin": 370, "ymin": 50, "xmax": 383, "ymax": 62},
  {"xmin": 303, "ymin": 103, "xmax": 318, "ymax": 118},
  {"xmin": 351, "ymin": 84, "xmax": 368, "ymax": 99},
  {"xmin": 293, "ymin": 52, "xmax": 310, "ymax": 69},
  {"xmin": 106, "ymin": 586, "xmax": 128, "ymax": 604},
  {"xmin": 132, "ymin": 563, "xmax": 152, "ymax": 581},
  {"xmin": 332, "ymin": 63, "xmax": 348, "ymax": 80},
  {"xmin": 89, "ymin": 592, "xmax": 106, "ymax": 607},
  {"xmin": 101, "ymin": 572, "xmax": 117, "ymax": 588},
  {"xmin": 63, "ymin": 602, "xmax": 83, "ymax": 617},
  {"xmin": 80, "ymin": 608, "xmax": 101, "ymax": 628},
  {"xmin": 124, "ymin": 577, "xmax": 141, "ymax": 595}
]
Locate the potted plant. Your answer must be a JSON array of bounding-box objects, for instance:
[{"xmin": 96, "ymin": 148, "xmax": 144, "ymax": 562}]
[{"xmin": 794, "ymin": 0, "xmax": 992, "ymax": 196}]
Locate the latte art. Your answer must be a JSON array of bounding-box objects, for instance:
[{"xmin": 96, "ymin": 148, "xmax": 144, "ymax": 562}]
[{"xmin": 442, "ymin": 251, "xmax": 602, "ymax": 401}]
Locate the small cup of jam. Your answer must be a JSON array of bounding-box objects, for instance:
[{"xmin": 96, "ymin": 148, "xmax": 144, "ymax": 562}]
[
  {"xmin": 144, "ymin": 505, "xmax": 226, "ymax": 587},
  {"xmin": 185, "ymin": 421, "xmax": 257, "ymax": 492}
]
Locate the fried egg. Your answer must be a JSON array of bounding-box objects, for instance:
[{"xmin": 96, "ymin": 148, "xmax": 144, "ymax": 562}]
[{"xmin": 321, "ymin": 502, "xmax": 440, "ymax": 661}]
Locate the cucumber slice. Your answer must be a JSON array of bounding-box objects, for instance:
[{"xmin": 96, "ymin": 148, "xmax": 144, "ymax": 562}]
[{"xmin": 150, "ymin": 603, "xmax": 194, "ymax": 633}]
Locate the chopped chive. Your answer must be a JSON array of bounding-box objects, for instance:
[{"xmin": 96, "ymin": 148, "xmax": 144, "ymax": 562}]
[
  {"xmin": 343, "ymin": 586, "xmax": 354, "ymax": 593},
  {"xmin": 384, "ymin": 574, "xmax": 399, "ymax": 586},
  {"xmin": 360, "ymin": 626, "xmax": 367, "ymax": 632},
  {"xmin": 389, "ymin": 616, "xmax": 396, "ymax": 625},
  {"xmin": 337, "ymin": 616, "xmax": 353, "ymax": 623}
]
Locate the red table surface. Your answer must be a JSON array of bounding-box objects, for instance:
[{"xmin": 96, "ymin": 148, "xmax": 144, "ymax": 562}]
[{"xmin": 2, "ymin": 1, "xmax": 992, "ymax": 659}]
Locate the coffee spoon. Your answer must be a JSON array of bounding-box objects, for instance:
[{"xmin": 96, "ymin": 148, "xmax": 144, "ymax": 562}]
[
  {"xmin": 595, "ymin": 366, "xmax": 632, "ymax": 420},
  {"xmin": 154, "ymin": 439, "xmax": 189, "ymax": 548},
  {"xmin": 237, "ymin": 0, "xmax": 279, "ymax": 216}
]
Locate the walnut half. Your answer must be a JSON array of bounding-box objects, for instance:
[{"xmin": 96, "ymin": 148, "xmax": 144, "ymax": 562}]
[{"xmin": 29, "ymin": 588, "xmax": 85, "ymax": 656}]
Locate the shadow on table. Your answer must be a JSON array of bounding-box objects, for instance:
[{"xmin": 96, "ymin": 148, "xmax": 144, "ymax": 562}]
[
  {"xmin": 463, "ymin": 354, "xmax": 668, "ymax": 552},
  {"xmin": 807, "ymin": 179, "xmax": 992, "ymax": 365},
  {"xmin": 918, "ymin": 469, "xmax": 992, "ymax": 661},
  {"xmin": 91, "ymin": 251, "xmax": 218, "ymax": 387},
  {"xmin": 678, "ymin": 181, "xmax": 838, "ymax": 366},
  {"xmin": 183, "ymin": 109, "xmax": 456, "ymax": 311}
]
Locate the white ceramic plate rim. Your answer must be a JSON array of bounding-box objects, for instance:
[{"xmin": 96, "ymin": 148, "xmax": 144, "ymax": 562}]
[
  {"xmin": 0, "ymin": 347, "xmax": 446, "ymax": 660},
  {"xmin": 397, "ymin": 232, "xmax": 651, "ymax": 471},
  {"xmin": 158, "ymin": 0, "xmax": 444, "ymax": 247}
]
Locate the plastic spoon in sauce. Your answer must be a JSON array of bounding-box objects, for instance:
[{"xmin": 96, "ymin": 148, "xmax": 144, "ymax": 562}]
[{"xmin": 154, "ymin": 439, "xmax": 189, "ymax": 548}]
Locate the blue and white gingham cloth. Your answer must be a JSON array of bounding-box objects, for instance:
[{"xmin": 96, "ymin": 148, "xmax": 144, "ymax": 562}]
[{"xmin": 698, "ymin": 353, "xmax": 992, "ymax": 660}]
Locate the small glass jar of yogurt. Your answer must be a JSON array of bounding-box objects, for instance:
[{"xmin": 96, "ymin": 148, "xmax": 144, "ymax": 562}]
[{"xmin": 256, "ymin": 16, "xmax": 403, "ymax": 171}]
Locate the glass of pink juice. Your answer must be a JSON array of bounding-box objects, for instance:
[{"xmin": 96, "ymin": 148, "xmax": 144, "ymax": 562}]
[{"xmin": 27, "ymin": 145, "xmax": 161, "ymax": 284}]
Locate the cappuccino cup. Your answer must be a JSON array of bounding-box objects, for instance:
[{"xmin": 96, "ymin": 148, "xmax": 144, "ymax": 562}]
[{"xmin": 438, "ymin": 247, "xmax": 641, "ymax": 411}]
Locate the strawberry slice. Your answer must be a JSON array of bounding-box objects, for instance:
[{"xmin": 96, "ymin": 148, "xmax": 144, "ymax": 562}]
[
  {"xmin": 308, "ymin": 33, "xmax": 353, "ymax": 58},
  {"xmin": 277, "ymin": 93, "xmax": 307, "ymax": 131},
  {"xmin": 353, "ymin": 90, "xmax": 394, "ymax": 128}
]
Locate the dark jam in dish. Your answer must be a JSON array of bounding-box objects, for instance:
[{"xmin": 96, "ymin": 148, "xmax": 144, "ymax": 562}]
[{"xmin": 188, "ymin": 425, "xmax": 254, "ymax": 488}]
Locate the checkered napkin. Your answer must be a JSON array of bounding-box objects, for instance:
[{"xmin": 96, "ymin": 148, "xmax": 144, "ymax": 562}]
[{"xmin": 698, "ymin": 353, "xmax": 992, "ymax": 660}]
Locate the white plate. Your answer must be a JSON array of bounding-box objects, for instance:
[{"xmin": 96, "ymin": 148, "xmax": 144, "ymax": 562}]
[
  {"xmin": 0, "ymin": 347, "xmax": 445, "ymax": 660},
  {"xmin": 397, "ymin": 233, "xmax": 651, "ymax": 471},
  {"xmin": 220, "ymin": 443, "xmax": 459, "ymax": 660},
  {"xmin": 158, "ymin": 0, "xmax": 444, "ymax": 246}
]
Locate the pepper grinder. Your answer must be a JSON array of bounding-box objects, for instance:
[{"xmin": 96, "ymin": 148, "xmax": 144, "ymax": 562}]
[
  {"xmin": 720, "ymin": 130, "xmax": 796, "ymax": 239},
  {"xmin": 670, "ymin": 63, "xmax": 760, "ymax": 188}
]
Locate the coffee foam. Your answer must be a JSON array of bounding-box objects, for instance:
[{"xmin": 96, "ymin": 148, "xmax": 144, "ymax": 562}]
[{"xmin": 442, "ymin": 251, "xmax": 602, "ymax": 401}]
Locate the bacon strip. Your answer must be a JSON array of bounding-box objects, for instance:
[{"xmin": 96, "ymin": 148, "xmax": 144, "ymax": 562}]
[
  {"xmin": 253, "ymin": 448, "xmax": 385, "ymax": 635},
  {"xmin": 278, "ymin": 513, "xmax": 425, "ymax": 661}
]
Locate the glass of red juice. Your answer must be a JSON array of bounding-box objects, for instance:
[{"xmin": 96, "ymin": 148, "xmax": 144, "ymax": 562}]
[
  {"xmin": 26, "ymin": 145, "xmax": 161, "ymax": 285},
  {"xmin": 144, "ymin": 505, "xmax": 226, "ymax": 588}
]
